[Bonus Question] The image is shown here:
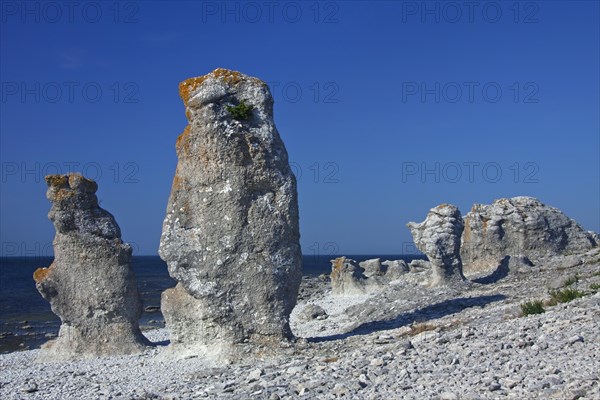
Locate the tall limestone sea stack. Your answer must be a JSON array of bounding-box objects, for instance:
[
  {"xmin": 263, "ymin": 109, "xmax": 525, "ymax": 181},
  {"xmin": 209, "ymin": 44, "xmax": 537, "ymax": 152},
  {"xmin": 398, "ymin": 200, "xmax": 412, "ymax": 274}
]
[
  {"xmin": 159, "ymin": 68, "xmax": 302, "ymax": 359},
  {"xmin": 33, "ymin": 174, "xmax": 148, "ymax": 359}
]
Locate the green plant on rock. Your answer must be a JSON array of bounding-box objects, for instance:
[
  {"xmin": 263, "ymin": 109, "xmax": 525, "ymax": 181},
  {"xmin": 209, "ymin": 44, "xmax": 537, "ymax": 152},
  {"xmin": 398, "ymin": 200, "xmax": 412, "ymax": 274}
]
[
  {"xmin": 563, "ymin": 274, "xmax": 579, "ymax": 287},
  {"xmin": 226, "ymin": 100, "xmax": 253, "ymax": 121},
  {"xmin": 589, "ymin": 283, "xmax": 600, "ymax": 292},
  {"xmin": 520, "ymin": 300, "xmax": 545, "ymax": 316},
  {"xmin": 548, "ymin": 288, "xmax": 584, "ymax": 305}
]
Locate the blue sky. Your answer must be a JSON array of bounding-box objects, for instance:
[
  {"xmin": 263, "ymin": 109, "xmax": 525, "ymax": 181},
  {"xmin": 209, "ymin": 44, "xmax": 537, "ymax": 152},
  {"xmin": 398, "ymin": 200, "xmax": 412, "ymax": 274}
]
[{"xmin": 1, "ymin": 0, "xmax": 599, "ymax": 256}]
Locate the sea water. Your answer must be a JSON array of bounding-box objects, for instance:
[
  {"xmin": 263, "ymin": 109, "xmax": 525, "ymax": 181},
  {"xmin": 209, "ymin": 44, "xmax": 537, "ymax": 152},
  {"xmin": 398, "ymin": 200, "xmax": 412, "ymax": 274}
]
[{"xmin": 0, "ymin": 254, "xmax": 421, "ymax": 353}]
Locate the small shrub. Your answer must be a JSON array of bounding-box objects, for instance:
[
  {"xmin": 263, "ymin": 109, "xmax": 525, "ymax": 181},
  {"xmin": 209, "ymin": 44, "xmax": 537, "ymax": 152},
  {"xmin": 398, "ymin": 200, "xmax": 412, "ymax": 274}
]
[
  {"xmin": 589, "ymin": 283, "xmax": 600, "ymax": 292},
  {"xmin": 520, "ymin": 300, "xmax": 545, "ymax": 316},
  {"xmin": 563, "ymin": 274, "xmax": 579, "ymax": 286},
  {"xmin": 226, "ymin": 100, "xmax": 253, "ymax": 120},
  {"xmin": 409, "ymin": 323, "xmax": 437, "ymax": 336},
  {"xmin": 549, "ymin": 288, "xmax": 584, "ymax": 304}
]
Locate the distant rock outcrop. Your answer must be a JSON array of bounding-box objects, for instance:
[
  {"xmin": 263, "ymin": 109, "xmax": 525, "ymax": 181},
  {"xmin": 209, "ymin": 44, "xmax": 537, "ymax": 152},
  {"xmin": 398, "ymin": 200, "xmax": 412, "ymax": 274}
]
[
  {"xmin": 159, "ymin": 69, "xmax": 302, "ymax": 359},
  {"xmin": 330, "ymin": 257, "xmax": 409, "ymax": 295},
  {"xmin": 461, "ymin": 197, "xmax": 598, "ymax": 275},
  {"xmin": 330, "ymin": 257, "xmax": 368, "ymax": 295},
  {"xmin": 33, "ymin": 174, "xmax": 147, "ymax": 359},
  {"xmin": 381, "ymin": 259, "xmax": 410, "ymax": 280},
  {"xmin": 407, "ymin": 204, "xmax": 466, "ymax": 286}
]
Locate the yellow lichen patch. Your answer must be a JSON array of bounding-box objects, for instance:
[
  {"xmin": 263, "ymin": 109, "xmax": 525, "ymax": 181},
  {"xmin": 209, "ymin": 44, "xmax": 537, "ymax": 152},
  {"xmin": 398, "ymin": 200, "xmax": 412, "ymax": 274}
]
[
  {"xmin": 212, "ymin": 68, "xmax": 244, "ymax": 84},
  {"xmin": 330, "ymin": 256, "xmax": 346, "ymax": 281},
  {"xmin": 67, "ymin": 173, "xmax": 94, "ymax": 187},
  {"xmin": 52, "ymin": 188, "xmax": 76, "ymax": 201},
  {"xmin": 463, "ymin": 215, "xmax": 471, "ymax": 242},
  {"xmin": 33, "ymin": 266, "xmax": 52, "ymax": 283},
  {"xmin": 482, "ymin": 217, "xmax": 489, "ymax": 232},
  {"xmin": 175, "ymin": 125, "xmax": 191, "ymax": 153},
  {"xmin": 178, "ymin": 68, "xmax": 265, "ymax": 104},
  {"xmin": 45, "ymin": 175, "xmax": 68, "ymax": 188},
  {"xmin": 175, "ymin": 125, "xmax": 190, "ymax": 147},
  {"xmin": 172, "ymin": 174, "xmax": 187, "ymax": 191},
  {"xmin": 179, "ymin": 76, "xmax": 209, "ymax": 104}
]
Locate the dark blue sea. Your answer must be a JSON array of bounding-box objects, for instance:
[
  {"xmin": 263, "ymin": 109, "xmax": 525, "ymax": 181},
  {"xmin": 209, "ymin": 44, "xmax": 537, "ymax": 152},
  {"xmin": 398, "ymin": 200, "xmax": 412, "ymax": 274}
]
[{"xmin": 0, "ymin": 254, "xmax": 423, "ymax": 353}]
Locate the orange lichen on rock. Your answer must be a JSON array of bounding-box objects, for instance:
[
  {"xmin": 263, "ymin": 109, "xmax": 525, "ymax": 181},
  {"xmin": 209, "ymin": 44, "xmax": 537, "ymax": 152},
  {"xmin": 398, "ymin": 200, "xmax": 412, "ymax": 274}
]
[
  {"xmin": 179, "ymin": 76, "xmax": 208, "ymax": 104},
  {"xmin": 330, "ymin": 256, "xmax": 346, "ymax": 281},
  {"xmin": 178, "ymin": 68, "xmax": 265, "ymax": 104},
  {"xmin": 45, "ymin": 175, "xmax": 69, "ymax": 188},
  {"xmin": 53, "ymin": 188, "xmax": 77, "ymax": 201},
  {"xmin": 172, "ymin": 174, "xmax": 186, "ymax": 191},
  {"xmin": 176, "ymin": 125, "xmax": 191, "ymax": 157},
  {"xmin": 463, "ymin": 215, "xmax": 471, "ymax": 242},
  {"xmin": 45, "ymin": 174, "xmax": 97, "ymax": 202},
  {"xmin": 67, "ymin": 173, "xmax": 95, "ymax": 188},
  {"xmin": 33, "ymin": 266, "xmax": 52, "ymax": 283},
  {"xmin": 212, "ymin": 68, "xmax": 243, "ymax": 84}
]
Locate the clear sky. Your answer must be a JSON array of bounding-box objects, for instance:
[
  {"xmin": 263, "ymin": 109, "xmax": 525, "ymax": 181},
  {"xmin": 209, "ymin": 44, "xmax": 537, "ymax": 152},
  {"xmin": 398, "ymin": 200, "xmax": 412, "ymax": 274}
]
[{"xmin": 1, "ymin": 0, "xmax": 599, "ymax": 257}]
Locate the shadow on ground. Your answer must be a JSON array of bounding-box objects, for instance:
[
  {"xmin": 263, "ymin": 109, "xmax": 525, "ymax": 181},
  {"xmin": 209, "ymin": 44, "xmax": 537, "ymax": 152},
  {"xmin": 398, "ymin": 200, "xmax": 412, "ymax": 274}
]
[{"xmin": 309, "ymin": 294, "xmax": 506, "ymax": 342}]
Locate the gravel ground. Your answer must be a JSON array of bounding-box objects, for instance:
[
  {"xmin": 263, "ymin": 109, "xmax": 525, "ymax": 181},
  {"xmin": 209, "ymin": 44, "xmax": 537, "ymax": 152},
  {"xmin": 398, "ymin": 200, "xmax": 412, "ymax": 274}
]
[{"xmin": 1, "ymin": 250, "xmax": 599, "ymax": 399}]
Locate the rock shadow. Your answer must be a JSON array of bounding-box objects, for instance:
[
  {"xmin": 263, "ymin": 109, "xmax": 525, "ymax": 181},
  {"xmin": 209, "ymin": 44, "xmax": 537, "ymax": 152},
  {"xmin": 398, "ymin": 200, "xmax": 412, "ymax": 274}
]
[
  {"xmin": 309, "ymin": 294, "xmax": 506, "ymax": 342},
  {"xmin": 472, "ymin": 256, "xmax": 510, "ymax": 284}
]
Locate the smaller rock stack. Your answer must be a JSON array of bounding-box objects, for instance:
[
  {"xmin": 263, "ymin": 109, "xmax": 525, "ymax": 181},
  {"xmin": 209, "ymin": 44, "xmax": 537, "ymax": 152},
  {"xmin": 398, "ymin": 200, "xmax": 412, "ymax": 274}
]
[
  {"xmin": 34, "ymin": 174, "xmax": 148, "ymax": 359},
  {"xmin": 407, "ymin": 204, "xmax": 466, "ymax": 286}
]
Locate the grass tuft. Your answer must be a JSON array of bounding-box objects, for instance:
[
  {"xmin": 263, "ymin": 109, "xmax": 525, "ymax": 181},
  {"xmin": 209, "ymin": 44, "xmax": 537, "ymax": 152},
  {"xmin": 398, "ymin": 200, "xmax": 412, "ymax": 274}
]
[
  {"xmin": 563, "ymin": 274, "xmax": 579, "ymax": 286},
  {"xmin": 520, "ymin": 300, "xmax": 545, "ymax": 316},
  {"xmin": 226, "ymin": 100, "xmax": 253, "ymax": 121},
  {"xmin": 548, "ymin": 288, "xmax": 584, "ymax": 305}
]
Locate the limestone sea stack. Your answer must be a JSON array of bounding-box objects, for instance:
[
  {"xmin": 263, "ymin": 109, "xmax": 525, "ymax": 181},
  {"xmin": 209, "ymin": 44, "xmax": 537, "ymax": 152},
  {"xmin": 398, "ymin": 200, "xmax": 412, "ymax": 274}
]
[
  {"xmin": 461, "ymin": 196, "xmax": 598, "ymax": 274},
  {"xmin": 159, "ymin": 68, "xmax": 302, "ymax": 358},
  {"xmin": 407, "ymin": 204, "xmax": 466, "ymax": 286},
  {"xmin": 33, "ymin": 174, "xmax": 147, "ymax": 359}
]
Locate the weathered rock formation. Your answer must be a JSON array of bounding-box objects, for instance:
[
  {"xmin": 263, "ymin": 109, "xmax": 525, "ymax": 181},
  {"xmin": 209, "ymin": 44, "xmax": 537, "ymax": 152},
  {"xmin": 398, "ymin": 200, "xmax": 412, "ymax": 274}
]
[
  {"xmin": 461, "ymin": 197, "xmax": 598, "ymax": 274},
  {"xmin": 360, "ymin": 258, "xmax": 409, "ymax": 281},
  {"xmin": 330, "ymin": 257, "xmax": 368, "ymax": 295},
  {"xmin": 298, "ymin": 304, "xmax": 328, "ymax": 321},
  {"xmin": 407, "ymin": 204, "xmax": 466, "ymax": 286},
  {"xmin": 330, "ymin": 257, "xmax": 408, "ymax": 295},
  {"xmin": 381, "ymin": 259, "xmax": 410, "ymax": 280},
  {"xmin": 33, "ymin": 174, "xmax": 147, "ymax": 359},
  {"xmin": 159, "ymin": 68, "xmax": 302, "ymax": 358},
  {"xmin": 359, "ymin": 258, "xmax": 384, "ymax": 278},
  {"xmin": 408, "ymin": 259, "xmax": 430, "ymax": 271}
]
